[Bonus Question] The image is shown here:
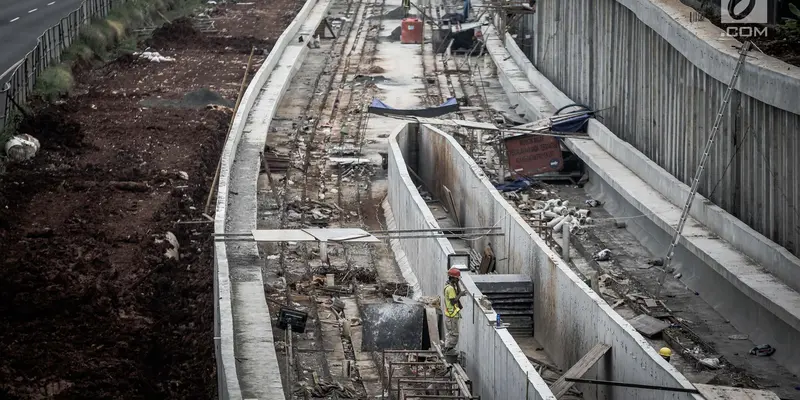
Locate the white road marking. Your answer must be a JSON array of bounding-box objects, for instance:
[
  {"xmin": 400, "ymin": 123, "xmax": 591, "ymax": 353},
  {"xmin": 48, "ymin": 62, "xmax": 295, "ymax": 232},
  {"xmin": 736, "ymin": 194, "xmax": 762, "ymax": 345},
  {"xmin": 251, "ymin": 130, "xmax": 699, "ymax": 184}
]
[
  {"xmin": 47, "ymin": 1, "xmax": 56, "ymax": 4},
  {"xmin": 10, "ymin": 17, "xmax": 19, "ymax": 22},
  {"xmin": 28, "ymin": 8, "xmax": 38, "ymax": 13}
]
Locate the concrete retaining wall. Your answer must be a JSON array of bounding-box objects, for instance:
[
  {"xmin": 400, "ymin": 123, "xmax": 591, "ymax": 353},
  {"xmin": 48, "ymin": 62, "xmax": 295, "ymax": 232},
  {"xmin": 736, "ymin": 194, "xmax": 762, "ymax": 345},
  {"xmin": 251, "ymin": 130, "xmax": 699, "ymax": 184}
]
[
  {"xmin": 516, "ymin": 0, "xmax": 800, "ymax": 261},
  {"xmin": 212, "ymin": 0, "xmax": 322, "ymax": 398},
  {"xmin": 387, "ymin": 123, "xmax": 555, "ymax": 400},
  {"xmin": 388, "ymin": 122, "xmax": 700, "ymax": 399},
  {"xmin": 486, "ymin": 24, "xmax": 800, "ymax": 374}
]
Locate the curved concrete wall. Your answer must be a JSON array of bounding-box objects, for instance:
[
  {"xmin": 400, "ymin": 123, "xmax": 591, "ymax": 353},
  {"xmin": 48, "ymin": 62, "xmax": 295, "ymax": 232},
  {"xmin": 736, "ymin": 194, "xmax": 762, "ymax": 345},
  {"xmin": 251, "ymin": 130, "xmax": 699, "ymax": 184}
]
[
  {"xmin": 387, "ymin": 123, "xmax": 556, "ymax": 400},
  {"xmin": 212, "ymin": 0, "xmax": 321, "ymax": 397},
  {"xmin": 517, "ymin": 0, "xmax": 800, "ymax": 260},
  {"xmin": 485, "ymin": 21, "xmax": 800, "ymax": 375},
  {"xmin": 388, "ymin": 122, "xmax": 701, "ymax": 399}
]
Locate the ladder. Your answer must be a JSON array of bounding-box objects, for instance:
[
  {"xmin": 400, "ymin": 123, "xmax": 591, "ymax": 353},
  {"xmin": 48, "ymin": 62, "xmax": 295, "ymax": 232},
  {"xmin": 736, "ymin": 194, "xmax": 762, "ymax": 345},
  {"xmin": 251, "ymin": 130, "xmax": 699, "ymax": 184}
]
[{"xmin": 655, "ymin": 41, "xmax": 751, "ymax": 297}]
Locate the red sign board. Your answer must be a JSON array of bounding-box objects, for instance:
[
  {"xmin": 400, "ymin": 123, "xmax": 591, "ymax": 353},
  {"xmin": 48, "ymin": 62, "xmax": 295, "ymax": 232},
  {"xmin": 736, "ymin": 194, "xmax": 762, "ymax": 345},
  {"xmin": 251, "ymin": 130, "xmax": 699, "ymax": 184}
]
[{"xmin": 503, "ymin": 135, "xmax": 564, "ymax": 176}]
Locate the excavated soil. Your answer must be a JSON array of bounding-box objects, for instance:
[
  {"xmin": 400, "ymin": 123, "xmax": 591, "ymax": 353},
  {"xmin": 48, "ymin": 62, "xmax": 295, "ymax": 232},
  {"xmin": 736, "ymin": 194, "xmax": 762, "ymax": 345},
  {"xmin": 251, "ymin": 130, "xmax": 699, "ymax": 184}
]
[
  {"xmin": 147, "ymin": 17, "xmax": 274, "ymax": 54},
  {"xmin": 0, "ymin": 0, "xmax": 303, "ymax": 398}
]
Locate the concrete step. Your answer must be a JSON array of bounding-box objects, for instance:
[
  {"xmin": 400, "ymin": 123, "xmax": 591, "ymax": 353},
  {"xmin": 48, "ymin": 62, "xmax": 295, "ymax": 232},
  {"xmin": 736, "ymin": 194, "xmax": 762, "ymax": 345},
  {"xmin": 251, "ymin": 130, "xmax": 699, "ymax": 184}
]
[
  {"xmin": 484, "ymin": 293, "xmax": 533, "ymax": 307},
  {"xmin": 471, "ymin": 274, "xmax": 533, "ymax": 293}
]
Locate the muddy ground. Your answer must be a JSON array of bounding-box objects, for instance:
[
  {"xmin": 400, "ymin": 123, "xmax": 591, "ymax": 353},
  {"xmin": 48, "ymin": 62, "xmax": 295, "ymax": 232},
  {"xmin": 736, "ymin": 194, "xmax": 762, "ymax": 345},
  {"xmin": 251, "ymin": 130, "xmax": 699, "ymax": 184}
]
[{"xmin": 0, "ymin": 0, "xmax": 302, "ymax": 398}]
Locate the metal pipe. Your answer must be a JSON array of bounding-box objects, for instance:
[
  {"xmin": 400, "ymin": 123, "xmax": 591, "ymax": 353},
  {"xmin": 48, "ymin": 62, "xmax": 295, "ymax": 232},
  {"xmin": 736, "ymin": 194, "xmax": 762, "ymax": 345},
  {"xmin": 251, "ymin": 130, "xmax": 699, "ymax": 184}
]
[
  {"xmin": 369, "ymin": 227, "xmax": 500, "ymax": 234},
  {"xmin": 389, "ymin": 361, "xmax": 446, "ymax": 365},
  {"xmin": 375, "ymin": 233, "xmax": 505, "ymax": 240},
  {"xmin": 563, "ymin": 377, "xmax": 700, "ymax": 394},
  {"xmin": 216, "ymin": 232, "xmax": 506, "ymax": 242},
  {"xmin": 382, "ymin": 350, "xmax": 439, "ymax": 353},
  {"xmin": 204, "ymin": 46, "xmax": 257, "ymax": 215},
  {"xmin": 397, "ymin": 379, "xmax": 458, "ymax": 384}
]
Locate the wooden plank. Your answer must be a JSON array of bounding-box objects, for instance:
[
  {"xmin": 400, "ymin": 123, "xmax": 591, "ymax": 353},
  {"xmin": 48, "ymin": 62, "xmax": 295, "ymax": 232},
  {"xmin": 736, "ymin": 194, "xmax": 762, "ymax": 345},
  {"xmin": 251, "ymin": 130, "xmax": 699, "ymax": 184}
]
[
  {"xmin": 479, "ymin": 245, "xmax": 495, "ymax": 274},
  {"xmin": 628, "ymin": 314, "xmax": 669, "ymax": 338},
  {"xmin": 442, "ymin": 185, "xmax": 461, "ymax": 227},
  {"xmin": 425, "ymin": 307, "xmax": 440, "ymax": 348},
  {"xmin": 694, "ymin": 384, "xmax": 781, "ymax": 400},
  {"xmin": 550, "ymin": 343, "xmax": 611, "ymax": 398}
]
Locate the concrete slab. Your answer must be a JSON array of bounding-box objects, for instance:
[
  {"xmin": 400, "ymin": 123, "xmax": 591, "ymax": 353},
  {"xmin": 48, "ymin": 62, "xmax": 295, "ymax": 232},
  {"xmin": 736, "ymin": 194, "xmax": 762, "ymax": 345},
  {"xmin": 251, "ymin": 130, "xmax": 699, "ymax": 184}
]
[
  {"xmin": 484, "ymin": 24, "xmax": 800, "ymax": 377},
  {"xmin": 470, "ymin": 274, "xmax": 533, "ymax": 293},
  {"xmin": 214, "ymin": 0, "xmax": 335, "ymax": 397}
]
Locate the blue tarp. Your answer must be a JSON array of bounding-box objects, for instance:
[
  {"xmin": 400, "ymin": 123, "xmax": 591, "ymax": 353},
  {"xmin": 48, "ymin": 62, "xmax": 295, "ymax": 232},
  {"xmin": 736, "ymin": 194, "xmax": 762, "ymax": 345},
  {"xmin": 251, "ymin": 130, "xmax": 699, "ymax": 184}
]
[
  {"xmin": 551, "ymin": 113, "xmax": 591, "ymax": 133},
  {"xmin": 368, "ymin": 97, "xmax": 459, "ymax": 118},
  {"xmin": 494, "ymin": 178, "xmax": 534, "ymax": 192}
]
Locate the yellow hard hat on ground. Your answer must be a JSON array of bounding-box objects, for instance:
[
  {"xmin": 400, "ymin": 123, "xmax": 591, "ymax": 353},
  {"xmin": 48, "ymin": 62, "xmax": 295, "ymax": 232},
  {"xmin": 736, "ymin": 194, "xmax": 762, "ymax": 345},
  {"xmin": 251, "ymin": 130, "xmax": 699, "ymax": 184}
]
[{"xmin": 659, "ymin": 347, "xmax": 672, "ymax": 358}]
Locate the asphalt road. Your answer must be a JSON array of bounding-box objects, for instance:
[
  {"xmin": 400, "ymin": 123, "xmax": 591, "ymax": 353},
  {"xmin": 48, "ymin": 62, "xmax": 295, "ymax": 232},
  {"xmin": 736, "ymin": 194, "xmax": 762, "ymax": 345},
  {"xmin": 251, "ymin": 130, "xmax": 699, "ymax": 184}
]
[{"xmin": 0, "ymin": 0, "xmax": 85, "ymax": 81}]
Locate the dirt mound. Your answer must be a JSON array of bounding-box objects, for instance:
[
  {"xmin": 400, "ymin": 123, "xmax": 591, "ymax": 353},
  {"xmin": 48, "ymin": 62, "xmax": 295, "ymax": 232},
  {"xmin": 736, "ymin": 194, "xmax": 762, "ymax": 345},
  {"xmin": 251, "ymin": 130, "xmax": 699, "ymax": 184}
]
[
  {"xmin": 17, "ymin": 107, "xmax": 84, "ymax": 150},
  {"xmin": 140, "ymin": 87, "xmax": 233, "ymax": 109},
  {"xmin": 145, "ymin": 18, "xmax": 273, "ymax": 54},
  {"xmin": 0, "ymin": 92, "xmax": 228, "ymax": 400},
  {"xmin": 0, "ymin": 0, "xmax": 306, "ymax": 396},
  {"xmin": 146, "ymin": 17, "xmax": 201, "ymax": 49}
]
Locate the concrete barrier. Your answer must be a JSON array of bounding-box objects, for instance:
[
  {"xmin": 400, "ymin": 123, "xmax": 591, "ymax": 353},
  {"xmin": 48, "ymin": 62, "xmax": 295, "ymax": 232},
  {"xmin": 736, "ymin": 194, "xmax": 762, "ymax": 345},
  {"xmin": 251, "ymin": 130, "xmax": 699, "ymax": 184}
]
[
  {"xmin": 387, "ymin": 123, "xmax": 555, "ymax": 400},
  {"xmin": 387, "ymin": 122, "xmax": 700, "ymax": 399},
  {"xmin": 212, "ymin": 0, "xmax": 326, "ymax": 398},
  {"xmin": 485, "ymin": 24, "xmax": 800, "ymax": 375},
  {"xmin": 515, "ymin": 0, "xmax": 800, "ymax": 269}
]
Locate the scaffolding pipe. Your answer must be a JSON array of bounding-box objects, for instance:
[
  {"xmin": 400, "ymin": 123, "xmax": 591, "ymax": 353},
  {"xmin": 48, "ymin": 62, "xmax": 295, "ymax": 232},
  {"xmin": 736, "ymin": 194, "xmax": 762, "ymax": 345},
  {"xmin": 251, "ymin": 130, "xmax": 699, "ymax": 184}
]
[
  {"xmin": 369, "ymin": 227, "xmax": 501, "ymax": 234},
  {"xmin": 375, "ymin": 233, "xmax": 505, "ymax": 240},
  {"xmin": 564, "ymin": 377, "xmax": 700, "ymax": 394}
]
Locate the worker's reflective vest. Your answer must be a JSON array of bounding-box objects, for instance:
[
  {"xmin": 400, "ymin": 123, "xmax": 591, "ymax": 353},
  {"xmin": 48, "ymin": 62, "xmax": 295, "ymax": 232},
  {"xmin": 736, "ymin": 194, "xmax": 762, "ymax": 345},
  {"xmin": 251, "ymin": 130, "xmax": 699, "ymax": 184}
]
[{"xmin": 444, "ymin": 283, "xmax": 460, "ymax": 318}]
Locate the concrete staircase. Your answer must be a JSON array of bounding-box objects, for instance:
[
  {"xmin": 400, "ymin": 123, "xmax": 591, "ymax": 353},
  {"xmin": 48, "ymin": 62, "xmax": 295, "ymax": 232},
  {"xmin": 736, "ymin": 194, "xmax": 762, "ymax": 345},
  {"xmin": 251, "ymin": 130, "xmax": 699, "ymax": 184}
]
[{"xmin": 470, "ymin": 274, "xmax": 534, "ymax": 335}]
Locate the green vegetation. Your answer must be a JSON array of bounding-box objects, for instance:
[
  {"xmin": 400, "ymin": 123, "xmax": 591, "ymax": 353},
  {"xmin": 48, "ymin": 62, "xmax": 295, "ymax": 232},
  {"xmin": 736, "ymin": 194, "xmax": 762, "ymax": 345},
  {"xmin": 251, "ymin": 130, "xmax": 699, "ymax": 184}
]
[
  {"xmin": 33, "ymin": 65, "xmax": 75, "ymax": 102},
  {"xmin": 778, "ymin": 3, "xmax": 800, "ymax": 35},
  {"xmin": 33, "ymin": 0, "xmax": 202, "ymax": 99}
]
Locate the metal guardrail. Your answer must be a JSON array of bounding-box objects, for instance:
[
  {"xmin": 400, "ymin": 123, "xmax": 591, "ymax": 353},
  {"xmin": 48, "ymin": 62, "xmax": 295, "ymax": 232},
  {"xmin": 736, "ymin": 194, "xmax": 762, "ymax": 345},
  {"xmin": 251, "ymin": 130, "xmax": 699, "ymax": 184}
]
[{"xmin": 0, "ymin": 0, "xmax": 122, "ymax": 133}]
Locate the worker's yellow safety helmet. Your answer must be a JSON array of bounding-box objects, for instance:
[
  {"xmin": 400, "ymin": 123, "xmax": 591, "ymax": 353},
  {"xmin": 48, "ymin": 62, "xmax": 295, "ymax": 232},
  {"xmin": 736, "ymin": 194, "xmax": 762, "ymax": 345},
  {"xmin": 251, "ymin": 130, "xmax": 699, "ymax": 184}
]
[{"xmin": 658, "ymin": 347, "xmax": 672, "ymax": 358}]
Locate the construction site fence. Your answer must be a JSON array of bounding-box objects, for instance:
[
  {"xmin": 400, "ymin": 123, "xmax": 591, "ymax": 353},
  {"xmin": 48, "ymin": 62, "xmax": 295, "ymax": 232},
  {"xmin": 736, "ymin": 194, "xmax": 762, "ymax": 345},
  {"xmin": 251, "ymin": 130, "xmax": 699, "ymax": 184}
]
[{"xmin": 0, "ymin": 0, "xmax": 123, "ymax": 134}]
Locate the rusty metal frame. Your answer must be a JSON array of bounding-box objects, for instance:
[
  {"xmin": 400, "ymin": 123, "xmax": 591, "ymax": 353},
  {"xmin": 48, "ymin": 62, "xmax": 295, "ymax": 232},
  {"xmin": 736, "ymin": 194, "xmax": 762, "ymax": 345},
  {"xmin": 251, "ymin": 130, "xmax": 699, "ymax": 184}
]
[{"xmin": 380, "ymin": 349, "xmax": 479, "ymax": 400}]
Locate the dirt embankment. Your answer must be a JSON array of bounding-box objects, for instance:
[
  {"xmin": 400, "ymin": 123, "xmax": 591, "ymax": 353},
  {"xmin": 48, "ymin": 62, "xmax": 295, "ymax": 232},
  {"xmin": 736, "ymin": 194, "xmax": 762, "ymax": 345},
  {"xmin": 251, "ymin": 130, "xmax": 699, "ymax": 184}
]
[{"xmin": 0, "ymin": 0, "xmax": 303, "ymax": 397}]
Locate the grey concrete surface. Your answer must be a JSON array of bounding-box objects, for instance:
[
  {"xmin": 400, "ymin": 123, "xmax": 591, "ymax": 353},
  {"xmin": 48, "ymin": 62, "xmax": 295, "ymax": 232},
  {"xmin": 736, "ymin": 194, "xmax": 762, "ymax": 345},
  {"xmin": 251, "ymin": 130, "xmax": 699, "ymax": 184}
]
[
  {"xmin": 519, "ymin": 0, "xmax": 800, "ymax": 259},
  {"xmin": 408, "ymin": 122, "xmax": 701, "ymax": 399},
  {"xmin": 0, "ymin": 0, "xmax": 84, "ymax": 81},
  {"xmin": 496, "ymin": 29, "xmax": 800, "ymax": 293},
  {"xmin": 486, "ymin": 25, "xmax": 800, "ymax": 377},
  {"xmin": 212, "ymin": 0, "xmax": 329, "ymax": 398},
  {"xmin": 386, "ymin": 122, "xmax": 556, "ymax": 400}
]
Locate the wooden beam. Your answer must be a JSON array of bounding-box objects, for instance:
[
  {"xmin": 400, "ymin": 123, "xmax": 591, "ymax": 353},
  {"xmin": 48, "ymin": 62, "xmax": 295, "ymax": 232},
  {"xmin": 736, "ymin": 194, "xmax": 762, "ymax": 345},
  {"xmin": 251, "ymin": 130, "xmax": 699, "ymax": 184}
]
[
  {"xmin": 550, "ymin": 343, "xmax": 611, "ymax": 398},
  {"xmin": 425, "ymin": 307, "xmax": 440, "ymax": 347}
]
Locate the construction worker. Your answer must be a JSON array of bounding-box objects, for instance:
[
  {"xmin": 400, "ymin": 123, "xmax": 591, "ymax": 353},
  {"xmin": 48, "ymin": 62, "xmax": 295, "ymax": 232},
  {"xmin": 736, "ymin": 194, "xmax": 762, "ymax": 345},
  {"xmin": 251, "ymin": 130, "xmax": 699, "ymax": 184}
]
[
  {"xmin": 443, "ymin": 268, "xmax": 467, "ymax": 354},
  {"xmin": 659, "ymin": 347, "xmax": 672, "ymax": 362}
]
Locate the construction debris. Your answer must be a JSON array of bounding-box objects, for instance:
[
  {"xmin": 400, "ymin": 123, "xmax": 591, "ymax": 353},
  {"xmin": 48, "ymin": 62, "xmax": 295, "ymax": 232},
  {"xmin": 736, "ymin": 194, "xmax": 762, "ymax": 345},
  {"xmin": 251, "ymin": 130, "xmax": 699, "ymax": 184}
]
[
  {"xmin": 293, "ymin": 379, "xmax": 360, "ymax": 398},
  {"xmin": 134, "ymin": 50, "xmax": 176, "ymax": 62},
  {"xmin": 593, "ymin": 249, "xmax": 612, "ymax": 261},
  {"xmin": 4, "ymin": 134, "xmax": 40, "ymax": 162},
  {"xmin": 749, "ymin": 344, "xmax": 776, "ymax": 357}
]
